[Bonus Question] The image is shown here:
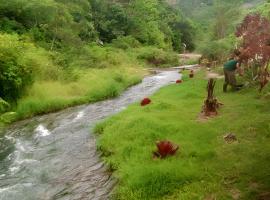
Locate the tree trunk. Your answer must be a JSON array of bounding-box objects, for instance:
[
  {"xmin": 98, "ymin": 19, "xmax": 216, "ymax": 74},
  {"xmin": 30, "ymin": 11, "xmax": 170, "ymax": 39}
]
[{"xmin": 202, "ymin": 78, "xmax": 220, "ymax": 116}]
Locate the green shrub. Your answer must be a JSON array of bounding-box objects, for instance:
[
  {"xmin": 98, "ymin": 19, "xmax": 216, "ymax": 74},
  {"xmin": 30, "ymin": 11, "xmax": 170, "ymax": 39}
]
[
  {"xmin": 111, "ymin": 36, "xmax": 141, "ymax": 50},
  {"xmin": 0, "ymin": 98, "xmax": 10, "ymax": 114},
  {"xmin": 137, "ymin": 47, "xmax": 179, "ymax": 67},
  {"xmin": 0, "ymin": 33, "xmax": 62, "ymax": 101},
  {"xmin": 197, "ymin": 34, "xmax": 238, "ymax": 62},
  {"xmin": 0, "ymin": 112, "xmax": 17, "ymax": 124},
  {"xmin": 0, "ymin": 34, "xmax": 34, "ymax": 101}
]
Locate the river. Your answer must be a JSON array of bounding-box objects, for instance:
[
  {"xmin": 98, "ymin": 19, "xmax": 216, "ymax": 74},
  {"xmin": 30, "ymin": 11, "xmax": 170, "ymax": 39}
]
[{"xmin": 0, "ymin": 69, "xmax": 180, "ymax": 200}]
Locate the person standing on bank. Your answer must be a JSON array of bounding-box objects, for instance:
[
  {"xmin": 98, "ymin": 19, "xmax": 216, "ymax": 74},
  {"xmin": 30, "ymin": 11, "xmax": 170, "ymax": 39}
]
[{"xmin": 223, "ymin": 52, "xmax": 243, "ymax": 92}]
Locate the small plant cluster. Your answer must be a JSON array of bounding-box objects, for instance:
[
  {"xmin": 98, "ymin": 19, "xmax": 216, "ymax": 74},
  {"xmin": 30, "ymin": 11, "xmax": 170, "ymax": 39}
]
[
  {"xmin": 140, "ymin": 72, "xmax": 196, "ymax": 159},
  {"xmin": 202, "ymin": 78, "xmax": 222, "ymax": 116},
  {"xmin": 153, "ymin": 140, "xmax": 179, "ymax": 159},
  {"xmin": 236, "ymin": 13, "xmax": 270, "ymax": 91}
]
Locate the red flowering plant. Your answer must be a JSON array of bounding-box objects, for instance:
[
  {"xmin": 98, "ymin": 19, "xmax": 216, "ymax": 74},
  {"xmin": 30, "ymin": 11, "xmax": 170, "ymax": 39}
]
[
  {"xmin": 153, "ymin": 140, "xmax": 179, "ymax": 159},
  {"xmin": 236, "ymin": 13, "xmax": 270, "ymax": 91},
  {"xmin": 141, "ymin": 98, "xmax": 151, "ymax": 106}
]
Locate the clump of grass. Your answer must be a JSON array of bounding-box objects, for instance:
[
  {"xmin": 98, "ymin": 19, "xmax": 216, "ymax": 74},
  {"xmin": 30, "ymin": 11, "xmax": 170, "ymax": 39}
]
[
  {"xmin": 95, "ymin": 71, "xmax": 270, "ymax": 199},
  {"xmin": 137, "ymin": 46, "xmax": 179, "ymax": 67}
]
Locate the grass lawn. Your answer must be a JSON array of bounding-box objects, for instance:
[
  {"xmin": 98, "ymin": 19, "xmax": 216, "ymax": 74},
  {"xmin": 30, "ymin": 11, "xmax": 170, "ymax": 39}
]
[{"xmin": 95, "ymin": 70, "xmax": 270, "ymax": 200}]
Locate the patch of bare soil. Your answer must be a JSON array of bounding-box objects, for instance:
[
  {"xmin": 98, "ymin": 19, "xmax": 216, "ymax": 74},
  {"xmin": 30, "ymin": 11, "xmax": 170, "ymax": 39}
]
[
  {"xmin": 230, "ymin": 188, "xmax": 241, "ymax": 200},
  {"xmin": 197, "ymin": 111, "xmax": 218, "ymax": 122},
  {"xmin": 204, "ymin": 194, "xmax": 216, "ymax": 200},
  {"xmin": 258, "ymin": 192, "xmax": 270, "ymax": 200},
  {"xmin": 224, "ymin": 133, "xmax": 238, "ymax": 144},
  {"xmin": 179, "ymin": 53, "xmax": 202, "ymax": 59},
  {"xmin": 206, "ymin": 72, "xmax": 224, "ymax": 79}
]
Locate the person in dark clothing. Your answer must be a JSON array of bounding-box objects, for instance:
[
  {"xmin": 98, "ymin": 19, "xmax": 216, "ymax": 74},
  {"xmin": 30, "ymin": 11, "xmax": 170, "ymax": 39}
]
[{"xmin": 223, "ymin": 54, "xmax": 243, "ymax": 92}]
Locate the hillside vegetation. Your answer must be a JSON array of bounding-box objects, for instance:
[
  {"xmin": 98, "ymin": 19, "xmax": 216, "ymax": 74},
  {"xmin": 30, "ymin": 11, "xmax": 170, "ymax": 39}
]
[
  {"xmin": 176, "ymin": 0, "xmax": 268, "ymax": 61},
  {"xmin": 0, "ymin": 0, "xmax": 196, "ymax": 125},
  {"xmin": 94, "ymin": 1, "xmax": 270, "ymax": 199}
]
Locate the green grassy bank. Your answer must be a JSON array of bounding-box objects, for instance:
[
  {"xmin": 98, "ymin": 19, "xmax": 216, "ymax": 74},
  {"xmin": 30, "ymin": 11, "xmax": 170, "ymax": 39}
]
[
  {"xmin": 95, "ymin": 71, "xmax": 270, "ymax": 200},
  {"xmin": 0, "ymin": 66, "xmax": 145, "ymax": 126},
  {"xmin": 0, "ymin": 34, "xmax": 181, "ymax": 126},
  {"xmin": 15, "ymin": 67, "xmax": 145, "ymax": 119}
]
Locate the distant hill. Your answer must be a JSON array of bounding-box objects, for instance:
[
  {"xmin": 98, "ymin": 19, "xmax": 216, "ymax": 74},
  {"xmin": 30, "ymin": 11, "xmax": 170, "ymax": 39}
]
[{"xmin": 176, "ymin": 0, "xmax": 265, "ymax": 18}]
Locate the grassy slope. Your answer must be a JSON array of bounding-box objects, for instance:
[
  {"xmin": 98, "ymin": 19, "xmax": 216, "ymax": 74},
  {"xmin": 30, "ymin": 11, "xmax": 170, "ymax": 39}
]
[
  {"xmin": 15, "ymin": 67, "xmax": 145, "ymax": 119},
  {"xmin": 0, "ymin": 39, "xmax": 180, "ymax": 124},
  {"xmin": 95, "ymin": 70, "xmax": 270, "ymax": 200}
]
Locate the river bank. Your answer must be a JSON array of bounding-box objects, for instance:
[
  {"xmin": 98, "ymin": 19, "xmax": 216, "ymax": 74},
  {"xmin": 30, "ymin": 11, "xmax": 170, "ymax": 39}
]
[
  {"xmin": 0, "ymin": 67, "xmax": 145, "ymax": 129},
  {"xmin": 0, "ymin": 69, "xmax": 181, "ymax": 200},
  {"xmin": 95, "ymin": 70, "xmax": 270, "ymax": 200}
]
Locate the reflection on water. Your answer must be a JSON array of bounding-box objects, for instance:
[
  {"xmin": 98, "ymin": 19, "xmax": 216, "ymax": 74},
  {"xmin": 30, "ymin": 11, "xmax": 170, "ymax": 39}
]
[{"xmin": 0, "ymin": 70, "xmax": 180, "ymax": 200}]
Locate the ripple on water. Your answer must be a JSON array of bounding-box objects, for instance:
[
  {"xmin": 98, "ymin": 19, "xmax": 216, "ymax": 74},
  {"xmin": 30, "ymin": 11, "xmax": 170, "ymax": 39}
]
[
  {"xmin": 73, "ymin": 111, "xmax": 85, "ymax": 122},
  {"xmin": 35, "ymin": 125, "xmax": 51, "ymax": 137}
]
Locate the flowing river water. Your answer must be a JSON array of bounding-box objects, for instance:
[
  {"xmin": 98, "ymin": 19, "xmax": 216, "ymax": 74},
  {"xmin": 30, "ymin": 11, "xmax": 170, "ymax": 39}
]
[{"xmin": 0, "ymin": 69, "xmax": 180, "ymax": 200}]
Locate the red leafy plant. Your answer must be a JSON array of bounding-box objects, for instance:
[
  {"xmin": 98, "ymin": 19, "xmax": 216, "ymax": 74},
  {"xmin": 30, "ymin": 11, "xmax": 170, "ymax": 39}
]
[
  {"xmin": 176, "ymin": 79, "xmax": 182, "ymax": 84},
  {"xmin": 141, "ymin": 98, "xmax": 151, "ymax": 106},
  {"xmin": 236, "ymin": 14, "xmax": 270, "ymax": 91},
  {"xmin": 153, "ymin": 140, "xmax": 179, "ymax": 159}
]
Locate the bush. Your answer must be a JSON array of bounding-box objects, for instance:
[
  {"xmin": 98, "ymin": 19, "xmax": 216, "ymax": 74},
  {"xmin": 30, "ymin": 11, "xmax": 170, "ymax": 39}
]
[
  {"xmin": 137, "ymin": 47, "xmax": 179, "ymax": 67},
  {"xmin": 0, "ymin": 33, "xmax": 62, "ymax": 101},
  {"xmin": 0, "ymin": 98, "xmax": 10, "ymax": 114},
  {"xmin": 0, "ymin": 34, "xmax": 34, "ymax": 101},
  {"xmin": 111, "ymin": 36, "xmax": 141, "ymax": 50},
  {"xmin": 197, "ymin": 34, "xmax": 238, "ymax": 62}
]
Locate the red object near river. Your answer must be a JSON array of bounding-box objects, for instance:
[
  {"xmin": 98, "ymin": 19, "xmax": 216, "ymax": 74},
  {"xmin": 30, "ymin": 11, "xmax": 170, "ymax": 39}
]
[{"xmin": 141, "ymin": 98, "xmax": 151, "ymax": 106}]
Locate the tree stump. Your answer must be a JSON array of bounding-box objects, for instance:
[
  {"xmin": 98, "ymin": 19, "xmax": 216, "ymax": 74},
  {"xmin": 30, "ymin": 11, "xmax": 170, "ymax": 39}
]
[
  {"xmin": 189, "ymin": 70, "xmax": 194, "ymax": 78},
  {"xmin": 202, "ymin": 78, "xmax": 221, "ymax": 116}
]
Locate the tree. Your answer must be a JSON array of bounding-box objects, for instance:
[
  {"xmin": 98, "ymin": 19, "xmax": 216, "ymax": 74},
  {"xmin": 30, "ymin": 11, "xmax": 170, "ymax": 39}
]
[
  {"xmin": 90, "ymin": 0, "xmax": 130, "ymax": 43},
  {"xmin": 236, "ymin": 14, "xmax": 270, "ymax": 91}
]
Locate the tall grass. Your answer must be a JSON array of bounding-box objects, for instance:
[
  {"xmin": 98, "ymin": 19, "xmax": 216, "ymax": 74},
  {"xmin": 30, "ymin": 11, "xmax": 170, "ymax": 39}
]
[
  {"xmin": 95, "ymin": 71, "xmax": 270, "ymax": 199},
  {"xmin": 15, "ymin": 67, "xmax": 144, "ymax": 119}
]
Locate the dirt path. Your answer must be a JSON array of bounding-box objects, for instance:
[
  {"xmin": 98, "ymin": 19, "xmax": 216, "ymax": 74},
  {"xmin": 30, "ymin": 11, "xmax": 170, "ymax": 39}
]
[
  {"xmin": 179, "ymin": 53, "xmax": 202, "ymax": 59},
  {"xmin": 206, "ymin": 72, "xmax": 224, "ymax": 79}
]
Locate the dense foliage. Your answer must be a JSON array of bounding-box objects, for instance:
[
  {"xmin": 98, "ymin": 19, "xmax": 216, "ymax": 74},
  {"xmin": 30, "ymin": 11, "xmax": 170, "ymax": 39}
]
[
  {"xmin": 236, "ymin": 13, "xmax": 270, "ymax": 90},
  {"xmin": 0, "ymin": 0, "xmax": 196, "ymax": 116},
  {"xmin": 0, "ymin": 0, "xmax": 268, "ymax": 122},
  {"xmin": 177, "ymin": 0, "xmax": 265, "ymax": 61}
]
